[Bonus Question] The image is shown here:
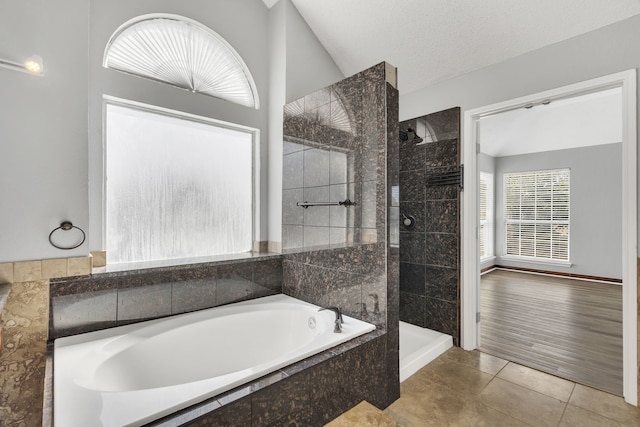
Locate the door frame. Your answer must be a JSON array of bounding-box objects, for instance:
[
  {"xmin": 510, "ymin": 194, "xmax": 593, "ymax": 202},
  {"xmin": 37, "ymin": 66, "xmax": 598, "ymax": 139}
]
[{"xmin": 460, "ymin": 69, "xmax": 638, "ymax": 405}]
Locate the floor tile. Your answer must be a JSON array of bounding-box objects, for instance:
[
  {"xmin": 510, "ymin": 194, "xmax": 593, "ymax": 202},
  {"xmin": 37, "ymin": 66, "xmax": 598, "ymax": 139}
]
[
  {"xmin": 386, "ymin": 380, "xmax": 469, "ymax": 427},
  {"xmin": 326, "ymin": 401, "xmax": 397, "ymax": 426},
  {"xmin": 478, "ymin": 377, "xmax": 566, "ymax": 427},
  {"xmin": 449, "ymin": 398, "xmax": 531, "ymax": 427},
  {"xmin": 569, "ymin": 384, "xmax": 640, "ymax": 425},
  {"xmin": 497, "ymin": 362, "xmax": 575, "ymax": 402},
  {"xmin": 436, "ymin": 347, "xmax": 508, "ymax": 375},
  {"xmin": 410, "ymin": 356, "xmax": 493, "ymax": 396},
  {"xmin": 559, "ymin": 404, "xmax": 625, "ymax": 427}
]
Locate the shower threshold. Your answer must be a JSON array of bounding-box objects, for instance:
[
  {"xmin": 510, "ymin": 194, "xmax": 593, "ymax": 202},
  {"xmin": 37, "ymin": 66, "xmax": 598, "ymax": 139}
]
[{"xmin": 399, "ymin": 321, "xmax": 453, "ymax": 382}]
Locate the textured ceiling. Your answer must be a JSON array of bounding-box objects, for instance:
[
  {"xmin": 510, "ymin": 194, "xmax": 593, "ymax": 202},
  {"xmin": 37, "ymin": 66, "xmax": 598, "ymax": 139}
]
[{"xmin": 282, "ymin": 0, "xmax": 640, "ymax": 94}]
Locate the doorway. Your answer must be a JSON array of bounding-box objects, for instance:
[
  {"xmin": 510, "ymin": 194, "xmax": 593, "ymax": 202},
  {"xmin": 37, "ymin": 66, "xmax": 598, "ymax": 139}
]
[{"xmin": 461, "ymin": 70, "xmax": 638, "ymax": 404}]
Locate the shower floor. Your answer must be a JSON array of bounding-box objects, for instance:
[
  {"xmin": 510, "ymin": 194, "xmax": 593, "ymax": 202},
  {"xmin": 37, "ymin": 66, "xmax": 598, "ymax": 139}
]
[{"xmin": 399, "ymin": 321, "xmax": 453, "ymax": 382}]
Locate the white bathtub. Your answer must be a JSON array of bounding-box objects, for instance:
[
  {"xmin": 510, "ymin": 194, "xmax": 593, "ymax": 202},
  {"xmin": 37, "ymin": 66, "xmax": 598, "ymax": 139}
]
[{"xmin": 54, "ymin": 294, "xmax": 375, "ymax": 427}]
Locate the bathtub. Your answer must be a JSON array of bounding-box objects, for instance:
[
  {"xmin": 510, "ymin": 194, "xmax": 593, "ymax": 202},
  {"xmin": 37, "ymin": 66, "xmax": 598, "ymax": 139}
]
[{"xmin": 54, "ymin": 294, "xmax": 375, "ymax": 427}]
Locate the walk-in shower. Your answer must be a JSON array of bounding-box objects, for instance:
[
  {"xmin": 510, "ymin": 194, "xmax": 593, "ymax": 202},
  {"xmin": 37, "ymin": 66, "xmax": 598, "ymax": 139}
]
[{"xmin": 398, "ymin": 108, "xmax": 461, "ymax": 381}]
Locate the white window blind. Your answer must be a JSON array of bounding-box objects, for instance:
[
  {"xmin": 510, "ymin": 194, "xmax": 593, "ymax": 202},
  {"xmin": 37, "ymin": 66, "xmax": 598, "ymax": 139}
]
[
  {"xmin": 479, "ymin": 172, "xmax": 494, "ymax": 259},
  {"xmin": 504, "ymin": 169, "xmax": 570, "ymax": 261},
  {"xmin": 103, "ymin": 14, "xmax": 260, "ymax": 109}
]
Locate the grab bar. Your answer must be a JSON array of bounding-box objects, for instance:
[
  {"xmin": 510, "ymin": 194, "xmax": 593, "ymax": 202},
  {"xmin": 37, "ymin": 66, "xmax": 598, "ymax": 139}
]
[{"xmin": 297, "ymin": 199, "xmax": 356, "ymax": 209}]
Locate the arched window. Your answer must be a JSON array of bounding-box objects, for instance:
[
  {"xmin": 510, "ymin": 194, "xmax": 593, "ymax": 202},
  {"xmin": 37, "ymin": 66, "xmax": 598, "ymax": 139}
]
[{"xmin": 103, "ymin": 14, "xmax": 260, "ymax": 109}]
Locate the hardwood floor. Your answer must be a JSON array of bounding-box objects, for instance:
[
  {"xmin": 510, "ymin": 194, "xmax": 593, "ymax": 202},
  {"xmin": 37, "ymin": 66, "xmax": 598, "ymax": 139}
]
[{"xmin": 479, "ymin": 269, "xmax": 623, "ymax": 395}]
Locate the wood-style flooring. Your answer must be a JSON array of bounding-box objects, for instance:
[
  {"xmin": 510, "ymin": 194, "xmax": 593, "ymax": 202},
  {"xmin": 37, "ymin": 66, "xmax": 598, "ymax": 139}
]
[{"xmin": 479, "ymin": 269, "xmax": 623, "ymax": 395}]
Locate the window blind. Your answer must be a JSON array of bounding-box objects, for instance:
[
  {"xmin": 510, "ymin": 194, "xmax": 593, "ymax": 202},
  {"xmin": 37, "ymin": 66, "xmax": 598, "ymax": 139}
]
[
  {"xmin": 504, "ymin": 169, "xmax": 570, "ymax": 261},
  {"xmin": 479, "ymin": 172, "xmax": 494, "ymax": 259}
]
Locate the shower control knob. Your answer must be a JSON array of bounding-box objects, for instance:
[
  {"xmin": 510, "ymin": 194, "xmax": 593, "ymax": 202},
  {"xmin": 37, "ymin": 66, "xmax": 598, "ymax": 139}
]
[{"xmin": 401, "ymin": 214, "xmax": 416, "ymax": 230}]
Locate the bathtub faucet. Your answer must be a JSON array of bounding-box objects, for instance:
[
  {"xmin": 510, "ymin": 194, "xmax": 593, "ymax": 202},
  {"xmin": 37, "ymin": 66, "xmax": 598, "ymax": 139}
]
[{"xmin": 318, "ymin": 306, "xmax": 343, "ymax": 333}]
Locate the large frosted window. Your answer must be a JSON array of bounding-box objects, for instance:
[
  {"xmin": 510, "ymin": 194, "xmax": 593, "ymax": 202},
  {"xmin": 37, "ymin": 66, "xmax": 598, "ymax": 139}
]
[{"xmin": 105, "ymin": 103, "xmax": 253, "ymax": 264}]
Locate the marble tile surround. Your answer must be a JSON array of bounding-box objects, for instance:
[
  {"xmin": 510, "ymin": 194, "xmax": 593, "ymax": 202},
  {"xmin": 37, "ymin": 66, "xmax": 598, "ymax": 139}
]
[
  {"xmin": 282, "ymin": 62, "xmax": 400, "ymax": 412},
  {"xmin": 399, "ymin": 107, "xmax": 461, "ymax": 344},
  {"xmin": 49, "ymin": 256, "xmax": 282, "ymax": 340},
  {"xmin": 0, "ymin": 280, "xmax": 48, "ymax": 427},
  {"xmin": 0, "ymin": 255, "xmax": 93, "ymax": 284}
]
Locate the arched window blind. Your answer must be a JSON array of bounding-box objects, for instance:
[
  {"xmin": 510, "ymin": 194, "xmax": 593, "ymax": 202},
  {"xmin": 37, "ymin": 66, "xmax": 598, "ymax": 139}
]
[{"xmin": 103, "ymin": 14, "xmax": 260, "ymax": 109}]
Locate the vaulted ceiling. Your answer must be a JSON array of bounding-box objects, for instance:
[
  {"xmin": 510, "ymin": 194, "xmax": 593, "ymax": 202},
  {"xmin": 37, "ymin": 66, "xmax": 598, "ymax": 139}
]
[{"xmin": 267, "ymin": 0, "xmax": 640, "ymax": 95}]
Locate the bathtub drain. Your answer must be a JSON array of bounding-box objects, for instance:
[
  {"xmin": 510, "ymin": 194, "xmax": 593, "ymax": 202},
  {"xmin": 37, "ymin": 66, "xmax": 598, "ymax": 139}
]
[{"xmin": 308, "ymin": 316, "xmax": 316, "ymax": 329}]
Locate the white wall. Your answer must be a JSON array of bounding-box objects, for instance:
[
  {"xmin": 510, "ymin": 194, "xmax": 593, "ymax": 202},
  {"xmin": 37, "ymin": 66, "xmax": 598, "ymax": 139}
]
[
  {"xmin": 284, "ymin": 1, "xmax": 344, "ymax": 103},
  {"xmin": 494, "ymin": 144, "xmax": 622, "ymax": 279},
  {"xmin": 0, "ymin": 0, "xmax": 342, "ymax": 263},
  {"xmin": 400, "ymin": 13, "xmax": 640, "ymax": 246},
  {"xmin": 0, "ymin": 0, "xmax": 89, "ymax": 263}
]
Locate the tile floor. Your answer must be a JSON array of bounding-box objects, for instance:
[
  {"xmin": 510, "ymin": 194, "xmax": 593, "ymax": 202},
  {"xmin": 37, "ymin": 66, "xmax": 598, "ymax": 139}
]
[{"xmin": 384, "ymin": 347, "xmax": 640, "ymax": 426}]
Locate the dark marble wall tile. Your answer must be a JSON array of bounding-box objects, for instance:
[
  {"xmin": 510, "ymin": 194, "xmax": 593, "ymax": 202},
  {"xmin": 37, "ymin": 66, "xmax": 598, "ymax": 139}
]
[
  {"xmin": 303, "ymin": 186, "xmax": 331, "ymax": 226},
  {"xmin": 283, "ymin": 225, "xmax": 304, "ymax": 250},
  {"xmin": 399, "ymin": 232, "xmax": 426, "ymax": 264},
  {"xmin": 49, "ymin": 289, "xmax": 118, "ymax": 339},
  {"xmin": 117, "ymin": 283, "xmax": 172, "ymax": 322},
  {"xmin": 281, "ymin": 62, "xmax": 398, "ymax": 418},
  {"xmin": 285, "ymin": 243, "xmax": 386, "ymax": 277},
  {"xmin": 361, "ymin": 180, "xmax": 377, "ymax": 229},
  {"xmin": 422, "ymin": 107, "xmax": 460, "ymax": 142},
  {"xmin": 305, "ymin": 88, "xmax": 332, "ymax": 111},
  {"xmin": 303, "ymin": 226, "xmax": 331, "ymax": 248},
  {"xmin": 424, "ymin": 233, "xmax": 458, "ymax": 268},
  {"xmin": 400, "ymin": 169, "xmax": 425, "ymax": 202},
  {"xmin": 252, "ymin": 258, "xmax": 283, "ymax": 291},
  {"xmin": 424, "ymin": 297, "xmax": 458, "ymax": 344},
  {"xmin": 424, "ymin": 200, "xmax": 458, "ymax": 233},
  {"xmin": 330, "ymin": 149, "xmax": 348, "ymax": 184},
  {"xmin": 185, "ymin": 397, "xmax": 251, "ymax": 427},
  {"xmin": 283, "ymin": 150, "xmax": 304, "ymax": 190},
  {"xmin": 329, "ymin": 184, "xmax": 349, "ymax": 227},
  {"xmin": 424, "ymin": 139, "xmax": 459, "ymax": 168},
  {"xmin": 400, "ymin": 201, "xmax": 425, "ymax": 232},
  {"xmin": 400, "ymin": 262, "xmax": 426, "ymax": 295},
  {"xmin": 49, "ymin": 257, "xmax": 283, "ymax": 339},
  {"xmin": 216, "ymin": 278, "xmax": 274, "ymax": 307},
  {"xmin": 399, "ymin": 139, "xmax": 426, "ymax": 172},
  {"xmin": 361, "ymin": 277, "xmax": 387, "ymax": 327},
  {"xmin": 399, "ymin": 291, "xmax": 426, "ymax": 327},
  {"xmin": 171, "ymin": 278, "xmax": 217, "ymax": 314},
  {"xmin": 283, "ymin": 188, "xmax": 304, "ymax": 225},
  {"xmin": 283, "ymin": 260, "xmax": 363, "ymax": 319},
  {"xmin": 252, "ymin": 371, "xmax": 311, "ymax": 427},
  {"xmin": 303, "ymin": 148, "xmax": 331, "ymax": 187},
  {"xmin": 424, "ymin": 266, "xmax": 458, "ymax": 302},
  {"xmin": 425, "ymin": 183, "xmax": 459, "ymax": 201}
]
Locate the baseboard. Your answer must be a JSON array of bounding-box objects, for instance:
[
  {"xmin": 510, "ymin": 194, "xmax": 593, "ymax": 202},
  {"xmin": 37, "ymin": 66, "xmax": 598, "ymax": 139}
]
[{"xmin": 493, "ymin": 264, "xmax": 622, "ymax": 284}]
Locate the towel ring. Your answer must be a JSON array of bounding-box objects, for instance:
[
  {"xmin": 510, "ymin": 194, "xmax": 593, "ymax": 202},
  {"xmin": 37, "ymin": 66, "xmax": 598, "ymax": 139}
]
[{"xmin": 48, "ymin": 221, "xmax": 86, "ymax": 250}]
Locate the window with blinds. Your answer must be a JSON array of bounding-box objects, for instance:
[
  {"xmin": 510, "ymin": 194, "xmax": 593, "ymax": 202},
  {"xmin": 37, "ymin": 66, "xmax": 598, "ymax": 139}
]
[
  {"xmin": 504, "ymin": 169, "xmax": 570, "ymax": 262},
  {"xmin": 479, "ymin": 172, "xmax": 494, "ymax": 259}
]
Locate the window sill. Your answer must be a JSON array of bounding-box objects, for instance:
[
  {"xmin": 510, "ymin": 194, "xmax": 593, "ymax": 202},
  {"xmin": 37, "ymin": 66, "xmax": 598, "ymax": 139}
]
[
  {"xmin": 92, "ymin": 251, "xmax": 281, "ymax": 275},
  {"xmin": 501, "ymin": 255, "xmax": 572, "ymax": 268}
]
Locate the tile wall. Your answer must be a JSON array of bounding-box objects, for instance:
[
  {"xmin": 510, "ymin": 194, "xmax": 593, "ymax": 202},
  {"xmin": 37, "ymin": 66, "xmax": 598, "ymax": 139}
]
[
  {"xmin": 399, "ymin": 107, "xmax": 461, "ymax": 344},
  {"xmin": 48, "ymin": 256, "xmax": 282, "ymax": 340},
  {"xmin": 282, "ymin": 62, "xmax": 400, "ymax": 408}
]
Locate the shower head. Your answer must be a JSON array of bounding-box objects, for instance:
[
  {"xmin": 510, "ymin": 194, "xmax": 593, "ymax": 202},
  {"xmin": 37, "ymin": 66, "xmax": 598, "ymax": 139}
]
[{"xmin": 400, "ymin": 127, "xmax": 424, "ymax": 145}]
